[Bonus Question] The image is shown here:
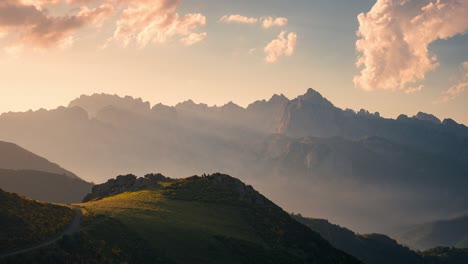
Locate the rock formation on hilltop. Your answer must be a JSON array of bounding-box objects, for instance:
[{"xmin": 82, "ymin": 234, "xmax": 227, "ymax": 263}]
[{"xmin": 82, "ymin": 173, "xmax": 173, "ymax": 202}]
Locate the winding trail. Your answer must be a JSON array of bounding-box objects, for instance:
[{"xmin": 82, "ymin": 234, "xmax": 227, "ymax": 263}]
[{"xmin": 0, "ymin": 208, "xmax": 82, "ymax": 259}]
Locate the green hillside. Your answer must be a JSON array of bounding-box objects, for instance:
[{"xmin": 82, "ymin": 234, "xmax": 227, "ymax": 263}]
[
  {"xmin": 0, "ymin": 189, "xmax": 74, "ymax": 254},
  {"xmin": 79, "ymin": 174, "xmax": 359, "ymax": 264}
]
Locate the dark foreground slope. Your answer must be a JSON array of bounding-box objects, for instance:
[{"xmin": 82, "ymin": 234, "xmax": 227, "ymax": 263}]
[
  {"xmin": 292, "ymin": 214, "xmax": 468, "ymax": 264},
  {"xmin": 79, "ymin": 173, "xmax": 359, "ymax": 264},
  {"xmin": 0, "ymin": 190, "xmax": 75, "ymax": 254}
]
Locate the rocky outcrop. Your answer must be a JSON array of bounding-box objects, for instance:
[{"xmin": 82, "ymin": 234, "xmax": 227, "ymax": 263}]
[{"xmin": 82, "ymin": 173, "xmax": 173, "ymax": 202}]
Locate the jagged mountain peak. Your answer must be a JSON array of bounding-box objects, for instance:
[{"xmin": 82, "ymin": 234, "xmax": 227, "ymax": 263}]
[
  {"xmin": 413, "ymin": 112, "xmax": 441, "ymax": 124},
  {"xmin": 69, "ymin": 93, "xmax": 151, "ymax": 117}
]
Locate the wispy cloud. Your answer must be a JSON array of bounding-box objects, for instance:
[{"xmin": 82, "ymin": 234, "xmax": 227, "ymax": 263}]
[
  {"xmin": 180, "ymin": 32, "xmax": 207, "ymax": 46},
  {"xmin": 219, "ymin": 14, "xmax": 288, "ymax": 29},
  {"xmin": 354, "ymin": 0, "xmax": 468, "ymax": 93},
  {"xmin": 435, "ymin": 62, "xmax": 468, "ymax": 103},
  {"xmin": 219, "ymin": 14, "xmax": 258, "ymax": 24},
  {"xmin": 264, "ymin": 31, "xmax": 297, "ymax": 63}
]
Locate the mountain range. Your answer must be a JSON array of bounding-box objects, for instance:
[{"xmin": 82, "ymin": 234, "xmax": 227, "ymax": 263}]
[{"xmin": 0, "ymin": 88, "xmax": 466, "ymax": 233}]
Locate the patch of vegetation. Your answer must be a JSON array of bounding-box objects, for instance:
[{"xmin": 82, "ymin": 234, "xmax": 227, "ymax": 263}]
[
  {"xmin": 0, "ymin": 189, "xmax": 74, "ymax": 254},
  {"xmin": 2, "ymin": 213, "xmax": 169, "ymax": 264}
]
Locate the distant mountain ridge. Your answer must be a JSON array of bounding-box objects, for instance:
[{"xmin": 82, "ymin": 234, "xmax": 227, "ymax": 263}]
[{"xmin": 0, "ymin": 88, "xmax": 466, "ymax": 233}]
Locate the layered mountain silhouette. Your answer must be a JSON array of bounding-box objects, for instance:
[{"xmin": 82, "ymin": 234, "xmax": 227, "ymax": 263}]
[
  {"xmin": 292, "ymin": 214, "xmax": 468, "ymax": 264},
  {"xmin": 0, "ymin": 141, "xmax": 78, "ymax": 178},
  {"xmin": 0, "ymin": 141, "xmax": 93, "ymax": 203},
  {"xmin": 0, "ymin": 88, "xmax": 466, "ymax": 233},
  {"xmin": 396, "ymin": 214, "xmax": 468, "ymax": 250}
]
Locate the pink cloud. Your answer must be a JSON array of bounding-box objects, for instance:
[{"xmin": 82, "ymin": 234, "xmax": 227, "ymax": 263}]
[
  {"xmin": 219, "ymin": 14, "xmax": 258, "ymax": 24},
  {"xmin": 220, "ymin": 14, "xmax": 288, "ymax": 29},
  {"xmin": 0, "ymin": 0, "xmax": 114, "ymax": 50},
  {"xmin": 262, "ymin": 17, "xmax": 288, "ymax": 29},
  {"xmin": 404, "ymin": 85, "xmax": 424, "ymax": 94},
  {"xmin": 354, "ymin": 0, "xmax": 468, "ymax": 92},
  {"xmin": 111, "ymin": 0, "xmax": 207, "ymax": 48},
  {"xmin": 264, "ymin": 30, "xmax": 297, "ymax": 63},
  {"xmin": 180, "ymin": 32, "xmax": 207, "ymax": 46}
]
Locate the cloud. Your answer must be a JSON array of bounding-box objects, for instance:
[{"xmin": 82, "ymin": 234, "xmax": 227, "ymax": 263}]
[
  {"xmin": 0, "ymin": 0, "xmax": 207, "ymax": 52},
  {"xmin": 0, "ymin": 0, "xmax": 114, "ymax": 51},
  {"xmin": 111, "ymin": 0, "xmax": 207, "ymax": 48},
  {"xmin": 264, "ymin": 30, "xmax": 297, "ymax": 63},
  {"xmin": 220, "ymin": 14, "xmax": 288, "ymax": 29},
  {"xmin": 354, "ymin": 0, "xmax": 468, "ymax": 93},
  {"xmin": 262, "ymin": 17, "xmax": 288, "ymax": 29},
  {"xmin": 404, "ymin": 85, "xmax": 424, "ymax": 94},
  {"xmin": 180, "ymin": 32, "xmax": 207, "ymax": 46},
  {"xmin": 436, "ymin": 61, "xmax": 468, "ymax": 103},
  {"xmin": 219, "ymin": 14, "xmax": 258, "ymax": 24}
]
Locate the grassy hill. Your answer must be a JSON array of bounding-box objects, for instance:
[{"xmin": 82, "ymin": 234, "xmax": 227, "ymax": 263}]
[
  {"xmin": 396, "ymin": 214, "xmax": 468, "ymax": 250},
  {"xmin": 78, "ymin": 174, "xmax": 359, "ymax": 264},
  {"xmin": 0, "ymin": 189, "xmax": 75, "ymax": 254},
  {"xmin": 0, "ymin": 169, "xmax": 93, "ymax": 204}
]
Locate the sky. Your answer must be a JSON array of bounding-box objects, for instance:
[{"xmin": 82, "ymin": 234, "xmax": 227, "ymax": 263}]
[{"xmin": 0, "ymin": 0, "xmax": 467, "ymax": 124}]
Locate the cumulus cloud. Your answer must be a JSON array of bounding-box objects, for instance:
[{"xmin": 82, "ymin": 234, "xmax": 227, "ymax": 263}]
[
  {"xmin": 354, "ymin": 0, "xmax": 468, "ymax": 93},
  {"xmin": 219, "ymin": 14, "xmax": 258, "ymax": 24},
  {"xmin": 262, "ymin": 17, "xmax": 288, "ymax": 28},
  {"xmin": 0, "ymin": 0, "xmax": 114, "ymax": 51},
  {"xmin": 436, "ymin": 61, "xmax": 468, "ymax": 103},
  {"xmin": 111, "ymin": 0, "xmax": 207, "ymax": 48},
  {"xmin": 264, "ymin": 30, "xmax": 297, "ymax": 63}
]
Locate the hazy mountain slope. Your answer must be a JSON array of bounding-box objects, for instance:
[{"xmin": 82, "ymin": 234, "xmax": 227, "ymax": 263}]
[
  {"xmin": 80, "ymin": 173, "xmax": 360, "ymax": 264},
  {"xmin": 0, "ymin": 141, "xmax": 79, "ymax": 179},
  {"xmin": 0, "ymin": 189, "xmax": 75, "ymax": 254},
  {"xmin": 0, "ymin": 169, "xmax": 93, "ymax": 204},
  {"xmin": 257, "ymin": 134, "xmax": 468, "ymax": 233},
  {"xmin": 396, "ymin": 214, "xmax": 468, "ymax": 250},
  {"xmin": 292, "ymin": 214, "xmax": 424, "ymax": 264}
]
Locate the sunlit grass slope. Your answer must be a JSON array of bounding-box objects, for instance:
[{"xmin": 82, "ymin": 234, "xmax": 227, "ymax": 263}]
[
  {"xmin": 0, "ymin": 189, "xmax": 74, "ymax": 254},
  {"xmin": 81, "ymin": 174, "xmax": 359, "ymax": 264}
]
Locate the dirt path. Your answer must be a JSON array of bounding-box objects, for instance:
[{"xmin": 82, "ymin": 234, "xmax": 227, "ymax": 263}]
[{"xmin": 0, "ymin": 208, "xmax": 82, "ymax": 259}]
